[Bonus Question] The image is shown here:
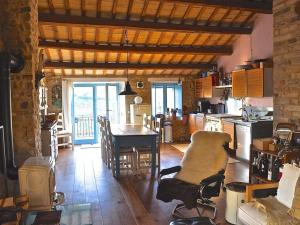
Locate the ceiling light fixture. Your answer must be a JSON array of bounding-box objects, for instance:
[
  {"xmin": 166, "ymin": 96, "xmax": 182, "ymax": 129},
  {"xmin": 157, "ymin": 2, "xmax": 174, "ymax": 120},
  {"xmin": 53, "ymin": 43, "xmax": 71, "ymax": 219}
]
[
  {"xmin": 119, "ymin": 29, "xmax": 137, "ymax": 96},
  {"xmin": 177, "ymin": 76, "xmax": 182, "ymax": 86}
]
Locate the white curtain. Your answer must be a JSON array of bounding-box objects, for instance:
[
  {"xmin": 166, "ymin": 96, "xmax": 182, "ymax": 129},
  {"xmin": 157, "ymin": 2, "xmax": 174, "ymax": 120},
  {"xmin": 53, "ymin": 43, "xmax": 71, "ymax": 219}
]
[{"xmin": 62, "ymin": 79, "xmax": 73, "ymax": 132}]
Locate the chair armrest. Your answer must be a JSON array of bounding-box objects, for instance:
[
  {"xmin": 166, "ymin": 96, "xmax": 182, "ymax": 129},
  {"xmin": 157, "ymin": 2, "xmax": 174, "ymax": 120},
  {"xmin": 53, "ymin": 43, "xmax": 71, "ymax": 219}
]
[
  {"xmin": 200, "ymin": 172, "xmax": 225, "ymax": 186},
  {"xmin": 245, "ymin": 183, "xmax": 279, "ymax": 202},
  {"xmin": 159, "ymin": 166, "xmax": 181, "ymax": 177}
]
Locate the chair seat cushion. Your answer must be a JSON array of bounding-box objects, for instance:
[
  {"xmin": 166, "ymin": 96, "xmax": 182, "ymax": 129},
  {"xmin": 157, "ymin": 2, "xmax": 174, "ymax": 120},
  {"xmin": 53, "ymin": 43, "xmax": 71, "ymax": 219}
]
[
  {"xmin": 156, "ymin": 178, "xmax": 198, "ymax": 209},
  {"xmin": 238, "ymin": 202, "xmax": 267, "ymax": 225}
]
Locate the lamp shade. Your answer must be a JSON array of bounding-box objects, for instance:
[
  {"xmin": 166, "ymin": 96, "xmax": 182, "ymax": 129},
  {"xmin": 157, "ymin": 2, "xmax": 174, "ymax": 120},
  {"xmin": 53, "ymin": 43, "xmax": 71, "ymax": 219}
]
[{"xmin": 119, "ymin": 81, "xmax": 137, "ymax": 95}]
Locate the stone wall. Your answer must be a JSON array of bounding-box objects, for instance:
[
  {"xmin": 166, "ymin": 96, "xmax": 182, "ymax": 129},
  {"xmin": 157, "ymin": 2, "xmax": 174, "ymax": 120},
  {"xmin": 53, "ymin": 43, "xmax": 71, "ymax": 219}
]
[
  {"xmin": 273, "ymin": 0, "xmax": 300, "ymax": 127},
  {"xmin": 0, "ymin": 0, "xmax": 41, "ymax": 159}
]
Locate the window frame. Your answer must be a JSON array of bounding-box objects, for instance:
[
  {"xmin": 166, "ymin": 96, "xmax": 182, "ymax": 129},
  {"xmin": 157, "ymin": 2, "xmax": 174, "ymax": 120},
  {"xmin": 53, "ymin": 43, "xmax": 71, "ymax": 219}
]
[{"xmin": 151, "ymin": 83, "xmax": 182, "ymax": 116}]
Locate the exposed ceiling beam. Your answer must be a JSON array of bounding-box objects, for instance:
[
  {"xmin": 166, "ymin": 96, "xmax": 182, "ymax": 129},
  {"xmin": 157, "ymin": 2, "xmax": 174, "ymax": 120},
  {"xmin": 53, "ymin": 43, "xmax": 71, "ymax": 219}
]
[
  {"xmin": 160, "ymin": 0, "xmax": 273, "ymax": 14},
  {"xmin": 39, "ymin": 13, "xmax": 252, "ymax": 35},
  {"xmin": 39, "ymin": 40, "xmax": 233, "ymax": 55},
  {"xmin": 44, "ymin": 61, "xmax": 214, "ymax": 70}
]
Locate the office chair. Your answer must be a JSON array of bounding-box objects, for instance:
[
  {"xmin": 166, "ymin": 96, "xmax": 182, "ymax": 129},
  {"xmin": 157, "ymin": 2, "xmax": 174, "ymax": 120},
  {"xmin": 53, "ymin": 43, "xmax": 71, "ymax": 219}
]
[{"xmin": 156, "ymin": 131, "xmax": 231, "ymax": 220}]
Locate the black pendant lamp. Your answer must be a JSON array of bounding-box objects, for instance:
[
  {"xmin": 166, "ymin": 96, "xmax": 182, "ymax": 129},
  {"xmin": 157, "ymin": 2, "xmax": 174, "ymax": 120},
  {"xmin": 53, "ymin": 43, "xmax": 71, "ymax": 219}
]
[{"xmin": 119, "ymin": 30, "xmax": 137, "ymax": 96}]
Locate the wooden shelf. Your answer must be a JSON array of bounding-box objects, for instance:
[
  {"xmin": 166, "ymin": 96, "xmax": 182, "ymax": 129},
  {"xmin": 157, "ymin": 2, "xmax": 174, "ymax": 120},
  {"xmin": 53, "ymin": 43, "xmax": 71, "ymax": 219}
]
[
  {"xmin": 252, "ymin": 146, "xmax": 280, "ymax": 156},
  {"xmin": 214, "ymin": 85, "xmax": 232, "ymax": 89},
  {"xmin": 253, "ymin": 174, "xmax": 278, "ymax": 184}
]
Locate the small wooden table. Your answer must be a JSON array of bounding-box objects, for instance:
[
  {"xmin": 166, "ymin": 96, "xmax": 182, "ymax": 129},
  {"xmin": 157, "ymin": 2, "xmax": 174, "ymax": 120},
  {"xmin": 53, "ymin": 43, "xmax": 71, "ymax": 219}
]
[{"xmin": 111, "ymin": 125, "xmax": 158, "ymax": 178}]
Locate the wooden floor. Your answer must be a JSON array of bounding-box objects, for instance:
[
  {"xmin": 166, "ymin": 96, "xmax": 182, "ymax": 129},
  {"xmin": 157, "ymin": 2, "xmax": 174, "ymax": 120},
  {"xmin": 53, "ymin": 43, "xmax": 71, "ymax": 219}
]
[{"xmin": 56, "ymin": 144, "xmax": 249, "ymax": 225}]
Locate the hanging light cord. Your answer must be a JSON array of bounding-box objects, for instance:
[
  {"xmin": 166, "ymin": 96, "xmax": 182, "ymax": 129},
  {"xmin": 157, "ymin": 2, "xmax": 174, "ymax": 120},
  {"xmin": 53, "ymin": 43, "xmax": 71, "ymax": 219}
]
[{"xmin": 125, "ymin": 29, "xmax": 129, "ymax": 80}]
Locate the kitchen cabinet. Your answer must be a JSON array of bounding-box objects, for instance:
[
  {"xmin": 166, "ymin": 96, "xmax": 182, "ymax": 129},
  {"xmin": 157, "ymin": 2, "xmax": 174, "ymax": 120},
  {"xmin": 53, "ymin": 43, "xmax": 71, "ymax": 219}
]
[
  {"xmin": 195, "ymin": 76, "xmax": 212, "ymax": 98},
  {"xmin": 195, "ymin": 79, "xmax": 203, "ymax": 98},
  {"xmin": 196, "ymin": 115, "xmax": 205, "ymax": 131},
  {"xmin": 232, "ymin": 70, "xmax": 247, "ymax": 97},
  {"xmin": 189, "ymin": 114, "xmax": 197, "ymax": 134},
  {"xmin": 222, "ymin": 120, "xmax": 235, "ymax": 149},
  {"xmin": 232, "ymin": 68, "xmax": 273, "ymax": 97},
  {"xmin": 189, "ymin": 114, "xmax": 205, "ymax": 135}
]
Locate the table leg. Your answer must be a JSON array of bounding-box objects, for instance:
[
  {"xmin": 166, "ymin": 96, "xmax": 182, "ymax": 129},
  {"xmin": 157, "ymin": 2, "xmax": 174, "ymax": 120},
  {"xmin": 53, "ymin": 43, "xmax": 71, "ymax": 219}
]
[
  {"xmin": 115, "ymin": 139, "xmax": 120, "ymax": 178},
  {"xmin": 151, "ymin": 136, "xmax": 156, "ymax": 177}
]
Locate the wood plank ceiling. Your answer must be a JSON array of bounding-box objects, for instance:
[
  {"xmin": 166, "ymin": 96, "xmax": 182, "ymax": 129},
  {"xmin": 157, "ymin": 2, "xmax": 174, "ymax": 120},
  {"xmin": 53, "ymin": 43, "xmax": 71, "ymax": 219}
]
[{"xmin": 38, "ymin": 0, "xmax": 272, "ymax": 77}]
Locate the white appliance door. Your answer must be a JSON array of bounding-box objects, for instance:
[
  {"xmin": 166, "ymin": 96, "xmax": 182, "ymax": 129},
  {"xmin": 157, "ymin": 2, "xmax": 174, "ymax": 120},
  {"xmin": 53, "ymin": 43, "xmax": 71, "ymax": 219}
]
[{"xmin": 236, "ymin": 125, "xmax": 251, "ymax": 161}]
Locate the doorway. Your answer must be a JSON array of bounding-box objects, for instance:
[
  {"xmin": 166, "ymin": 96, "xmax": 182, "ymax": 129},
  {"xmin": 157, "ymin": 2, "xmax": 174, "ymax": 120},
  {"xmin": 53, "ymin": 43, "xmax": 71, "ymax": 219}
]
[{"xmin": 72, "ymin": 83, "xmax": 120, "ymax": 145}]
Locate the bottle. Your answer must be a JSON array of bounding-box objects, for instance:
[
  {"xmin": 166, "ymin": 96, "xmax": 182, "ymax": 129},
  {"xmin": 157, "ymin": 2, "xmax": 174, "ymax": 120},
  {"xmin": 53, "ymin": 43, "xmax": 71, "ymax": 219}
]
[
  {"xmin": 260, "ymin": 154, "xmax": 269, "ymax": 178},
  {"xmin": 252, "ymin": 155, "xmax": 258, "ymax": 174},
  {"xmin": 272, "ymin": 158, "xmax": 281, "ymax": 181},
  {"xmin": 267, "ymin": 169, "xmax": 272, "ymax": 181}
]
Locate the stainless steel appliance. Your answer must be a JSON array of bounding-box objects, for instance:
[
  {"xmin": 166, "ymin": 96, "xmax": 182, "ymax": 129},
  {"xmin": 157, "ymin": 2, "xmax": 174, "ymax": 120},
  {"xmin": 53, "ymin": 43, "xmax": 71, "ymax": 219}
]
[{"xmin": 236, "ymin": 125, "xmax": 251, "ymax": 161}]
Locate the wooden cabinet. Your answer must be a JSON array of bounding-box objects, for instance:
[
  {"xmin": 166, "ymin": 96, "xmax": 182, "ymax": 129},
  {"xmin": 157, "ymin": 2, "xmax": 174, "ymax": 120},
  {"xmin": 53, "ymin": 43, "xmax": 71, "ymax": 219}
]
[
  {"xmin": 232, "ymin": 68, "xmax": 273, "ymax": 97},
  {"xmin": 189, "ymin": 114, "xmax": 197, "ymax": 134},
  {"xmin": 202, "ymin": 76, "xmax": 213, "ymax": 98},
  {"xmin": 195, "ymin": 76, "xmax": 212, "ymax": 98},
  {"xmin": 189, "ymin": 114, "xmax": 205, "ymax": 135},
  {"xmin": 232, "ymin": 70, "xmax": 247, "ymax": 97},
  {"xmin": 195, "ymin": 115, "xmax": 205, "ymax": 131},
  {"xmin": 222, "ymin": 120, "xmax": 235, "ymax": 149},
  {"xmin": 195, "ymin": 79, "xmax": 203, "ymax": 98},
  {"xmin": 247, "ymin": 69, "xmax": 264, "ymax": 97}
]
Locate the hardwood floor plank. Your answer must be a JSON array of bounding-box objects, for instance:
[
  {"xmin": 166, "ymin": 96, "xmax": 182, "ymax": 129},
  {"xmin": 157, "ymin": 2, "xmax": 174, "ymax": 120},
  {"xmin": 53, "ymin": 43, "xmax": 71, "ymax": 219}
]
[{"xmin": 56, "ymin": 143, "xmax": 249, "ymax": 225}]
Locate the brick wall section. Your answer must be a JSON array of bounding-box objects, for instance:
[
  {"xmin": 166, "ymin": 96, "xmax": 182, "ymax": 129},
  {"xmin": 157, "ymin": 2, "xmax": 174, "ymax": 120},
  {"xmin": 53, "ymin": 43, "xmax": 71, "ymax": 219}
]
[
  {"xmin": 273, "ymin": 0, "xmax": 300, "ymax": 127},
  {"xmin": 0, "ymin": 0, "xmax": 41, "ymax": 160}
]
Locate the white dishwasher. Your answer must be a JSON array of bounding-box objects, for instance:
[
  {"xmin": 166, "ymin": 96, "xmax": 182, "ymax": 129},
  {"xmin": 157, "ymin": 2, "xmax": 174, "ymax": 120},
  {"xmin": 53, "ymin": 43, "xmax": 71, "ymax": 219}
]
[{"xmin": 236, "ymin": 124, "xmax": 251, "ymax": 161}]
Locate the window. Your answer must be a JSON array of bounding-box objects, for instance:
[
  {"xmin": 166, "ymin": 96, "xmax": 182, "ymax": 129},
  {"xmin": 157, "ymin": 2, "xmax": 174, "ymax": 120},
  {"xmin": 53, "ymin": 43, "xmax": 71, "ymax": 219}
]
[{"xmin": 151, "ymin": 83, "xmax": 182, "ymax": 116}]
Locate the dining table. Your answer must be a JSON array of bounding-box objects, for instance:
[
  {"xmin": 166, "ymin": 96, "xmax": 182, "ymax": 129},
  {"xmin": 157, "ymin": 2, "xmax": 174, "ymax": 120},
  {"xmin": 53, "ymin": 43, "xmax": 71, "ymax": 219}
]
[{"xmin": 110, "ymin": 124, "xmax": 158, "ymax": 178}]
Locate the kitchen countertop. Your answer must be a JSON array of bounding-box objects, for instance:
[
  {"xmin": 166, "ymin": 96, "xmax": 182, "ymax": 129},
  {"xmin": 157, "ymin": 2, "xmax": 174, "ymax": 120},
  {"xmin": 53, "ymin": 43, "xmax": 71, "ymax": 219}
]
[{"xmin": 223, "ymin": 117, "xmax": 273, "ymax": 126}]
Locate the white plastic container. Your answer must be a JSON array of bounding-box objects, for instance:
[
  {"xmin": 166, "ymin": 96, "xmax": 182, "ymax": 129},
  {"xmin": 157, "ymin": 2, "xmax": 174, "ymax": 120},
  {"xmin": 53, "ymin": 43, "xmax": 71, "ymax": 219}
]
[
  {"xmin": 225, "ymin": 182, "xmax": 247, "ymax": 225},
  {"xmin": 164, "ymin": 121, "xmax": 173, "ymax": 143},
  {"xmin": 18, "ymin": 156, "xmax": 55, "ymax": 210}
]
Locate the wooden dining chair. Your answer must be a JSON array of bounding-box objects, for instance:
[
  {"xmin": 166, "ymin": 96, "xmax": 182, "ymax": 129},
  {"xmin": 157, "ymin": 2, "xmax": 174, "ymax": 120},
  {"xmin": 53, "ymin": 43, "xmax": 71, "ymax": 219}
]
[
  {"xmin": 136, "ymin": 117, "xmax": 162, "ymax": 175},
  {"xmin": 105, "ymin": 119, "xmax": 137, "ymax": 176},
  {"xmin": 56, "ymin": 112, "xmax": 74, "ymax": 150},
  {"xmin": 98, "ymin": 116, "xmax": 108, "ymax": 166}
]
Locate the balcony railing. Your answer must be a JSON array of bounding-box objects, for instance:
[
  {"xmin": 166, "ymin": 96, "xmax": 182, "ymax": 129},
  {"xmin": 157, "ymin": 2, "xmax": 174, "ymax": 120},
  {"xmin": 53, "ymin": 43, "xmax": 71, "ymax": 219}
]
[{"xmin": 74, "ymin": 115, "xmax": 94, "ymax": 139}]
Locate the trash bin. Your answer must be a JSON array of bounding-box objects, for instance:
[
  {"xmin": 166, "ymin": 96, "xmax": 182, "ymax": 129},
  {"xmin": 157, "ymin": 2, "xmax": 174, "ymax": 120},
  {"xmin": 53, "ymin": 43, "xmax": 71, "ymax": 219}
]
[
  {"xmin": 225, "ymin": 182, "xmax": 247, "ymax": 225},
  {"xmin": 164, "ymin": 121, "xmax": 173, "ymax": 143}
]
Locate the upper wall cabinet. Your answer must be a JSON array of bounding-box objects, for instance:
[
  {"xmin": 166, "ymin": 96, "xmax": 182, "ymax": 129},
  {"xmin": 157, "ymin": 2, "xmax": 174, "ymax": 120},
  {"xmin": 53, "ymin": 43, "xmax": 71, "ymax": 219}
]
[
  {"xmin": 232, "ymin": 68, "xmax": 273, "ymax": 98},
  {"xmin": 232, "ymin": 70, "xmax": 247, "ymax": 97},
  {"xmin": 195, "ymin": 76, "xmax": 213, "ymax": 98}
]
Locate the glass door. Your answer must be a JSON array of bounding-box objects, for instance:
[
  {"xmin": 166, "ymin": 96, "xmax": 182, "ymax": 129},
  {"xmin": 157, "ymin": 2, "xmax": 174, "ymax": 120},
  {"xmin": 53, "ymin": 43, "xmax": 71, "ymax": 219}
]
[
  {"xmin": 73, "ymin": 83, "xmax": 120, "ymax": 145},
  {"xmin": 73, "ymin": 85, "xmax": 96, "ymax": 144}
]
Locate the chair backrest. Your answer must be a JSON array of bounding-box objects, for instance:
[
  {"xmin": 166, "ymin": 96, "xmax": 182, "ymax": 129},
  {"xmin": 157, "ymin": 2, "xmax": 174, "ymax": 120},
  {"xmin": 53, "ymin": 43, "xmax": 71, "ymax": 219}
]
[
  {"xmin": 174, "ymin": 131, "xmax": 231, "ymax": 185},
  {"xmin": 146, "ymin": 116, "xmax": 152, "ymax": 129},
  {"xmin": 105, "ymin": 119, "xmax": 114, "ymax": 153},
  {"xmin": 154, "ymin": 117, "xmax": 163, "ymax": 145},
  {"xmin": 57, "ymin": 112, "xmax": 64, "ymax": 130},
  {"xmin": 276, "ymin": 164, "xmax": 300, "ymax": 208},
  {"xmin": 143, "ymin": 113, "xmax": 148, "ymax": 128}
]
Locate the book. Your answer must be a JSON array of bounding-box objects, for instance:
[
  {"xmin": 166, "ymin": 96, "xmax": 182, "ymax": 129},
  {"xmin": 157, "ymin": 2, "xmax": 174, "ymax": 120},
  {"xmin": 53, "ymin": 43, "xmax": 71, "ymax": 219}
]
[{"xmin": 32, "ymin": 210, "xmax": 62, "ymax": 225}]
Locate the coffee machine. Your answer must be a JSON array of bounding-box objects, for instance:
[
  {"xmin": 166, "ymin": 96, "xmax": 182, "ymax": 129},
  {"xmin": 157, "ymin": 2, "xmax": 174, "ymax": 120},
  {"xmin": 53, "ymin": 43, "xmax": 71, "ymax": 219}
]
[{"xmin": 197, "ymin": 100, "xmax": 211, "ymax": 113}]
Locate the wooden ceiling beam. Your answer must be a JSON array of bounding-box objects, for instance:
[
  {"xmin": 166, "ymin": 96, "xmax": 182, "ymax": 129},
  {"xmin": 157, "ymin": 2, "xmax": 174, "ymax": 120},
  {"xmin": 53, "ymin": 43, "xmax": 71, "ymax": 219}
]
[
  {"xmin": 39, "ymin": 13, "xmax": 252, "ymax": 35},
  {"xmin": 39, "ymin": 40, "xmax": 233, "ymax": 55},
  {"xmin": 158, "ymin": 0, "xmax": 272, "ymax": 14},
  {"xmin": 44, "ymin": 61, "xmax": 214, "ymax": 70}
]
